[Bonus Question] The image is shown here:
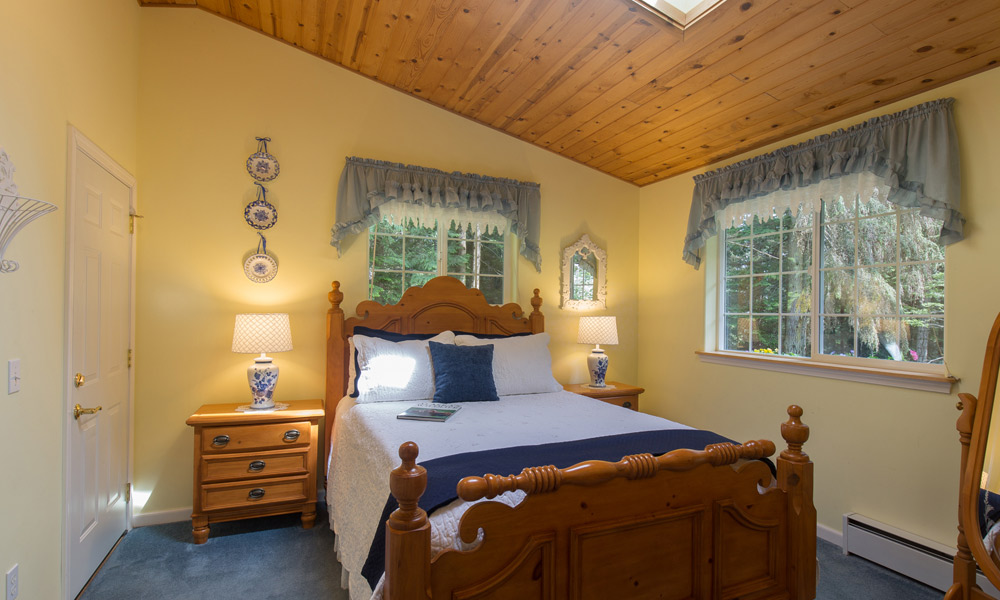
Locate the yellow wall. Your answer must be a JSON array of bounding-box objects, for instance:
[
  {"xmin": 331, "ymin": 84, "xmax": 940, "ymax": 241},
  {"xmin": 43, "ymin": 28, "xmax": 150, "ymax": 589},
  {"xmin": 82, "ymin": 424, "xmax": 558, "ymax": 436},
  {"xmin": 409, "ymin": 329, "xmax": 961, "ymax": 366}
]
[
  {"xmin": 0, "ymin": 1, "xmax": 140, "ymax": 598},
  {"xmin": 638, "ymin": 67, "xmax": 1000, "ymax": 546},
  {"xmin": 133, "ymin": 8, "xmax": 640, "ymax": 515},
  {"xmin": 7, "ymin": 2, "xmax": 991, "ymax": 591}
]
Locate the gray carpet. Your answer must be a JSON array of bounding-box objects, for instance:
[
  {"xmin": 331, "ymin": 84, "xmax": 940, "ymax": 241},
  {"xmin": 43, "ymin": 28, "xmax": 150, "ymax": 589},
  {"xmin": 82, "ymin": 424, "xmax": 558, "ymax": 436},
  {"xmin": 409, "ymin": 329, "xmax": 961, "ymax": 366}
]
[
  {"xmin": 78, "ymin": 508, "xmax": 346, "ymax": 600},
  {"xmin": 79, "ymin": 507, "xmax": 942, "ymax": 599}
]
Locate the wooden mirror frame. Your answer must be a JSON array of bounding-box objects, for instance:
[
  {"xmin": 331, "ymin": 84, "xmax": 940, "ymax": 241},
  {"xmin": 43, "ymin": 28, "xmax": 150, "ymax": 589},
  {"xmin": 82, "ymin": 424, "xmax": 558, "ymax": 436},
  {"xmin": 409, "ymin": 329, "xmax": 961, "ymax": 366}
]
[
  {"xmin": 560, "ymin": 233, "xmax": 607, "ymax": 310},
  {"xmin": 949, "ymin": 312, "xmax": 1000, "ymax": 599}
]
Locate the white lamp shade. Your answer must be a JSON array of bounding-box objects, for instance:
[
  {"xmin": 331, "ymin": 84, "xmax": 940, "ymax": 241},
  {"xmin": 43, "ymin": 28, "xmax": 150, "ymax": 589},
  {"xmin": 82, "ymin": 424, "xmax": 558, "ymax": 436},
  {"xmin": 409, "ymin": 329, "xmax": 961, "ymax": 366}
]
[
  {"xmin": 577, "ymin": 316, "xmax": 618, "ymax": 346},
  {"xmin": 232, "ymin": 313, "xmax": 293, "ymax": 354}
]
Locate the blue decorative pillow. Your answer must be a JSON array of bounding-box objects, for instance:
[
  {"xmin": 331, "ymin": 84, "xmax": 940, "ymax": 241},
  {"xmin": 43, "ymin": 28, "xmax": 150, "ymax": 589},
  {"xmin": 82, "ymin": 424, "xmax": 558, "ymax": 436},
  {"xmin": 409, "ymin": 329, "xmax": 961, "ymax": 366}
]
[
  {"xmin": 980, "ymin": 488, "xmax": 1000, "ymax": 536},
  {"xmin": 428, "ymin": 341, "xmax": 499, "ymax": 403},
  {"xmin": 349, "ymin": 327, "xmax": 440, "ymax": 398}
]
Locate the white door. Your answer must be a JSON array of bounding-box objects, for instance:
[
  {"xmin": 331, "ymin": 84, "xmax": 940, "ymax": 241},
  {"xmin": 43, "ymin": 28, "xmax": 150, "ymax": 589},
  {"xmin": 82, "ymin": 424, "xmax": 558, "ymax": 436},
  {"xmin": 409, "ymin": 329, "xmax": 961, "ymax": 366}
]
[{"xmin": 65, "ymin": 129, "xmax": 135, "ymax": 599}]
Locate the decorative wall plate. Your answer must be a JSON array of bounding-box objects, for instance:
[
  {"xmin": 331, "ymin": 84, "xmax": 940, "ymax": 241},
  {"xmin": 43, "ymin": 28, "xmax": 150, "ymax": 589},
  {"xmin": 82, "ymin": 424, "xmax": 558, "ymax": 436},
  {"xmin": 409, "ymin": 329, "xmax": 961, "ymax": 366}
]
[
  {"xmin": 244, "ymin": 182, "xmax": 277, "ymax": 230},
  {"xmin": 244, "ymin": 232, "xmax": 277, "ymax": 283},
  {"xmin": 247, "ymin": 137, "xmax": 279, "ymax": 182},
  {"xmin": 244, "ymin": 201, "xmax": 277, "ymax": 229},
  {"xmin": 244, "ymin": 252, "xmax": 277, "ymax": 283}
]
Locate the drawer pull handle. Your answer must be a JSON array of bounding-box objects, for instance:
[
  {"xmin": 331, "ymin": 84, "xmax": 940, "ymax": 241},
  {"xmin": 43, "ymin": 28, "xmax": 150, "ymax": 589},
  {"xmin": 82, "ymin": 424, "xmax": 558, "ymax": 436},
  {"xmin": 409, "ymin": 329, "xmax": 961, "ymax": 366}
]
[
  {"xmin": 248, "ymin": 488, "xmax": 266, "ymax": 500},
  {"xmin": 283, "ymin": 429, "xmax": 301, "ymax": 442},
  {"xmin": 211, "ymin": 435, "xmax": 230, "ymax": 447},
  {"xmin": 623, "ymin": 401, "xmax": 632, "ymax": 409},
  {"xmin": 248, "ymin": 460, "xmax": 266, "ymax": 472}
]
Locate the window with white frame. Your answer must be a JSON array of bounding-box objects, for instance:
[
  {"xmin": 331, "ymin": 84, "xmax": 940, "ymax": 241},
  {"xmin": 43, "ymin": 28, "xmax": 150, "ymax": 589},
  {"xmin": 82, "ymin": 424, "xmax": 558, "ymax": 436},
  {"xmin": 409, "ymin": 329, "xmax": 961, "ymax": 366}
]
[
  {"xmin": 368, "ymin": 216, "xmax": 507, "ymax": 305},
  {"xmin": 720, "ymin": 193, "xmax": 945, "ymax": 366}
]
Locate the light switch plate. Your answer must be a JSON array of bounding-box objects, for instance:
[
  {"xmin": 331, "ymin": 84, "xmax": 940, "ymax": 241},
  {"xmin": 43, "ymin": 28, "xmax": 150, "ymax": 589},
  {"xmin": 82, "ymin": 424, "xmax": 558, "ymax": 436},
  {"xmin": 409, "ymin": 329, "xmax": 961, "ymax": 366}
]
[{"xmin": 7, "ymin": 359, "xmax": 20, "ymax": 394}]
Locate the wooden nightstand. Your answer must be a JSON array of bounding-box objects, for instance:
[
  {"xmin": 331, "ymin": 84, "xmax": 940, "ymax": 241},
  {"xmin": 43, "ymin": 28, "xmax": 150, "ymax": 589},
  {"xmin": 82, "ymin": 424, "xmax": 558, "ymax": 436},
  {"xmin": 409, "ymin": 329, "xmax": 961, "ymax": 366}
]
[
  {"xmin": 185, "ymin": 399, "xmax": 324, "ymax": 544},
  {"xmin": 564, "ymin": 381, "xmax": 644, "ymax": 411}
]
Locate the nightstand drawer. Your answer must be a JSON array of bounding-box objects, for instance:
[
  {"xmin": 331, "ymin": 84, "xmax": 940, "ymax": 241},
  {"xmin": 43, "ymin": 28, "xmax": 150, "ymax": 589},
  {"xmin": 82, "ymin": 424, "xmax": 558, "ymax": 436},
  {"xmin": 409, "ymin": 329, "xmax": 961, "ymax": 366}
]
[
  {"xmin": 601, "ymin": 395, "xmax": 638, "ymax": 411},
  {"xmin": 200, "ymin": 421, "xmax": 312, "ymax": 453},
  {"xmin": 201, "ymin": 450, "xmax": 310, "ymax": 483},
  {"xmin": 564, "ymin": 382, "xmax": 643, "ymax": 412},
  {"xmin": 201, "ymin": 476, "xmax": 309, "ymax": 512}
]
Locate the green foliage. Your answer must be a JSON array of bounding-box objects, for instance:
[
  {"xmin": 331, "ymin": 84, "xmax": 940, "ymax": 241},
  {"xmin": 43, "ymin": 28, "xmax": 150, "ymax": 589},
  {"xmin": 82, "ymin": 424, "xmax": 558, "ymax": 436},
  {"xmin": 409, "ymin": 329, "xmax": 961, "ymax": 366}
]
[
  {"xmin": 722, "ymin": 200, "xmax": 945, "ymax": 364},
  {"xmin": 369, "ymin": 217, "xmax": 506, "ymax": 305}
]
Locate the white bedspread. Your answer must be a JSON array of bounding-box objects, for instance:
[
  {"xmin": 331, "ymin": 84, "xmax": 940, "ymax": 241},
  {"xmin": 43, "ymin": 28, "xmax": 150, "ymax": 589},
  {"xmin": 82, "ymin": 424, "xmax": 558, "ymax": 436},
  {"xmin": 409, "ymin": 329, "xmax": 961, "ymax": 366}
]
[{"xmin": 326, "ymin": 391, "xmax": 690, "ymax": 600}]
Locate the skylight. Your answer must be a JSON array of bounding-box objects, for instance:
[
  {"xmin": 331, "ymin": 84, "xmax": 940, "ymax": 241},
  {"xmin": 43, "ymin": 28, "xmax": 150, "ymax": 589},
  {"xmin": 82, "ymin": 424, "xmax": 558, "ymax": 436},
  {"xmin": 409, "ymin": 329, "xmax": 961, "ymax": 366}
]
[{"xmin": 633, "ymin": 0, "xmax": 727, "ymax": 29}]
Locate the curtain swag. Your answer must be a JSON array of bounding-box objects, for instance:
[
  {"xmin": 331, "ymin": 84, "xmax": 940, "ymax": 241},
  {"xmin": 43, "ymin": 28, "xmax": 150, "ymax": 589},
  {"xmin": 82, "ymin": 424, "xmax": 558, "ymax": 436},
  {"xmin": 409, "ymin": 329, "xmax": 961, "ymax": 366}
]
[
  {"xmin": 683, "ymin": 98, "xmax": 964, "ymax": 269},
  {"xmin": 331, "ymin": 156, "xmax": 542, "ymax": 272}
]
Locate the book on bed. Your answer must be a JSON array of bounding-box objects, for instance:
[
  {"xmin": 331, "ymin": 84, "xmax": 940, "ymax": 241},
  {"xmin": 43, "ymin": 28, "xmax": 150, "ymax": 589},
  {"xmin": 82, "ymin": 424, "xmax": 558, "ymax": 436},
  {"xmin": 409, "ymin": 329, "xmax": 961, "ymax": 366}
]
[{"xmin": 396, "ymin": 406, "xmax": 461, "ymax": 422}]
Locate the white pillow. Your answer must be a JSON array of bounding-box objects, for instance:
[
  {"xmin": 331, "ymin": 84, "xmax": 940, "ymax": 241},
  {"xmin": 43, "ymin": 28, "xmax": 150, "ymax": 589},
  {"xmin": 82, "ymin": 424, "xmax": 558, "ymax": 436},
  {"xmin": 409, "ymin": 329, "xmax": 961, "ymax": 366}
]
[
  {"xmin": 454, "ymin": 333, "xmax": 562, "ymax": 396},
  {"xmin": 354, "ymin": 331, "xmax": 455, "ymax": 403},
  {"xmin": 346, "ymin": 337, "xmax": 356, "ymax": 396}
]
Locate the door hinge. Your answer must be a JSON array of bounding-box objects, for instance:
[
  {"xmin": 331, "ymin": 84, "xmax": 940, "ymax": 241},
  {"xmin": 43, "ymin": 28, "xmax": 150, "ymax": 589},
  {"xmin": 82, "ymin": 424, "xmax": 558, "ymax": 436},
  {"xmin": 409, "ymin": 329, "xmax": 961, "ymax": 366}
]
[
  {"xmin": 127, "ymin": 348, "xmax": 132, "ymax": 368},
  {"xmin": 125, "ymin": 482, "xmax": 132, "ymax": 503},
  {"xmin": 129, "ymin": 213, "xmax": 144, "ymax": 234}
]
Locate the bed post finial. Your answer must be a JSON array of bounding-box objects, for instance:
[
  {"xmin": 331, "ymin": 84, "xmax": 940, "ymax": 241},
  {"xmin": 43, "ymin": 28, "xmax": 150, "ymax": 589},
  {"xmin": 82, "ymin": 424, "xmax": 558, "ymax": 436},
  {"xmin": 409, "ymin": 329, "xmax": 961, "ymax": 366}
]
[
  {"xmin": 780, "ymin": 405, "xmax": 809, "ymax": 462},
  {"xmin": 529, "ymin": 289, "xmax": 544, "ymax": 333},
  {"xmin": 329, "ymin": 280, "xmax": 343, "ymax": 310},
  {"xmin": 325, "ymin": 280, "xmax": 347, "ymax": 470},
  {"xmin": 386, "ymin": 443, "xmax": 431, "ymax": 600},
  {"xmin": 389, "ymin": 442, "xmax": 427, "ymax": 530},
  {"xmin": 777, "ymin": 405, "xmax": 816, "ymax": 597}
]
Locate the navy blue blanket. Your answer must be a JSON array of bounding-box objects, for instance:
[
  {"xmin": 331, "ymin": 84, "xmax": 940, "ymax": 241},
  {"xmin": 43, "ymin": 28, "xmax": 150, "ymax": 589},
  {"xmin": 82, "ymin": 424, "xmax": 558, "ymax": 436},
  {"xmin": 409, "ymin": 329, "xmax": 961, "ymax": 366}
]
[{"xmin": 362, "ymin": 428, "xmax": 767, "ymax": 588}]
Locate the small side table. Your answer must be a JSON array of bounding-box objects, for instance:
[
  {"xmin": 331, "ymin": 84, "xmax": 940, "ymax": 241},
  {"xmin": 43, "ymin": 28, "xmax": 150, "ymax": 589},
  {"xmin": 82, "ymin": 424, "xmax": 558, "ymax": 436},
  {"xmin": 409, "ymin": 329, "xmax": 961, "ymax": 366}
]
[
  {"xmin": 186, "ymin": 399, "xmax": 324, "ymax": 544},
  {"xmin": 564, "ymin": 381, "xmax": 644, "ymax": 411}
]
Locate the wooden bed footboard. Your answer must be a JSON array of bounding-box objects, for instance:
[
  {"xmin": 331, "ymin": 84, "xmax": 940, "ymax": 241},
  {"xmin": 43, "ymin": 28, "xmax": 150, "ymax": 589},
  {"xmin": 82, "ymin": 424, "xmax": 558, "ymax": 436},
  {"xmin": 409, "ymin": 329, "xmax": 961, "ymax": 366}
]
[{"xmin": 385, "ymin": 406, "xmax": 815, "ymax": 600}]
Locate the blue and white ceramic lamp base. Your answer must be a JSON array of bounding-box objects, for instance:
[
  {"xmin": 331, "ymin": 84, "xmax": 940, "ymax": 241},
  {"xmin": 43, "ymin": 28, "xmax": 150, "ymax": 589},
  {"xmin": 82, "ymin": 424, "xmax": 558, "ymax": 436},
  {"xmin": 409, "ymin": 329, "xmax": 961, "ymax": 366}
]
[
  {"xmin": 247, "ymin": 355, "xmax": 280, "ymax": 409},
  {"xmin": 587, "ymin": 348, "xmax": 609, "ymax": 388}
]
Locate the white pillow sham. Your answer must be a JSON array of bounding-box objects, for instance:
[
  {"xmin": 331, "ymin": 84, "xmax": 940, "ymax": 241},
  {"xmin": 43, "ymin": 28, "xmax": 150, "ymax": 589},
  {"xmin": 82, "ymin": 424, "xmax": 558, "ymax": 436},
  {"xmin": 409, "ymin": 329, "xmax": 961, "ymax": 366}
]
[
  {"xmin": 347, "ymin": 337, "xmax": 356, "ymax": 396},
  {"xmin": 354, "ymin": 331, "xmax": 455, "ymax": 403},
  {"xmin": 454, "ymin": 332, "xmax": 562, "ymax": 396}
]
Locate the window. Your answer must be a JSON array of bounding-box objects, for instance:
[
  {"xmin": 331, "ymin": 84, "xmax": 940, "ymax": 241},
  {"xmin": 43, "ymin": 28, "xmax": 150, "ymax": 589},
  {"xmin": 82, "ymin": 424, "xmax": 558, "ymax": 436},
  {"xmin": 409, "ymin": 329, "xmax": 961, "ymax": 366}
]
[
  {"xmin": 570, "ymin": 250, "xmax": 597, "ymax": 301},
  {"xmin": 369, "ymin": 216, "xmax": 507, "ymax": 305},
  {"xmin": 633, "ymin": 0, "xmax": 727, "ymax": 29},
  {"xmin": 720, "ymin": 195, "xmax": 945, "ymax": 367}
]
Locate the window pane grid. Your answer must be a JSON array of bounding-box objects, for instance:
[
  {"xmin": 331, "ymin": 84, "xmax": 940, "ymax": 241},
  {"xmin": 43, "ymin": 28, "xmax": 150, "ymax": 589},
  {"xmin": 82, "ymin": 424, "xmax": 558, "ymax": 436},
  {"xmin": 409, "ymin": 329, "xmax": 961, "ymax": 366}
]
[
  {"xmin": 721, "ymin": 201, "xmax": 943, "ymax": 366},
  {"xmin": 370, "ymin": 218, "xmax": 506, "ymax": 305},
  {"xmin": 817, "ymin": 202, "xmax": 943, "ymax": 363},
  {"xmin": 723, "ymin": 215, "xmax": 812, "ymax": 357}
]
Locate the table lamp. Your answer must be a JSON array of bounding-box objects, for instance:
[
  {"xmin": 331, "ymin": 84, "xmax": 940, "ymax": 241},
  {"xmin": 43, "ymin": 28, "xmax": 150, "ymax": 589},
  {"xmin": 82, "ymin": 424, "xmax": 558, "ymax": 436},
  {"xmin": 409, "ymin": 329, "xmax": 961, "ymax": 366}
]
[
  {"xmin": 232, "ymin": 313, "xmax": 293, "ymax": 409},
  {"xmin": 578, "ymin": 316, "xmax": 618, "ymax": 388}
]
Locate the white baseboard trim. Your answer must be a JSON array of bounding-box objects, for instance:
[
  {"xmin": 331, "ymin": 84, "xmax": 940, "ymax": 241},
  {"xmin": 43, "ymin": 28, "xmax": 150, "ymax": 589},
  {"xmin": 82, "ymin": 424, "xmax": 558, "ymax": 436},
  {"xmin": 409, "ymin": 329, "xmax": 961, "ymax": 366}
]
[
  {"xmin": 131, "ymin": 508, "xmax": 191, "ymax": 528},
  {"xmin": 817, "ymin": 523, "xmax": 843, "ymax": 547},
  {"xmin": 130, "ymin": 490, "xmax": 325, "ymax": 529},
  {"xmin": 840, "ymin": 512, "xmax": 1000, "ymax": 595}
]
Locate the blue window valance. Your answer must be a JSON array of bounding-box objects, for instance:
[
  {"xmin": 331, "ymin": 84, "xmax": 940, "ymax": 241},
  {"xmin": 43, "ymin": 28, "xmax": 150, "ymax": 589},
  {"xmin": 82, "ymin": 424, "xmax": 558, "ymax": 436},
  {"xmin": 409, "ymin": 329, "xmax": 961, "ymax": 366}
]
[
  {"xmin": 683, "ymin": 98, "xmax": 964, "ymax": 269},
  {"xmin": 331, "ymin": 157, "xmax": 542, "ymax": 272}
]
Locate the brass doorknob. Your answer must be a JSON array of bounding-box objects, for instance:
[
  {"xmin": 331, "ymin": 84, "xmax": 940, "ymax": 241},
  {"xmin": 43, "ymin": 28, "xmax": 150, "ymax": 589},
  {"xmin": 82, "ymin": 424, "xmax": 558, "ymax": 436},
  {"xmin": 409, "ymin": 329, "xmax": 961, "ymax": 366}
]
[
  {"xmin": 74, "ymin": 373, "xmax": 85, "ymax": 387},
  {"xmin": 73, "ymin": 404, "xmax": 102, "ymax": 420}
]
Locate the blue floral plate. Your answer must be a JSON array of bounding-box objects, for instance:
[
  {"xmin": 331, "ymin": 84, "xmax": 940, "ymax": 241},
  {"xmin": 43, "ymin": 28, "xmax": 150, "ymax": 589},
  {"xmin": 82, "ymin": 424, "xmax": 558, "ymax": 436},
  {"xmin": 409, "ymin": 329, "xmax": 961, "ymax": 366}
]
[
  {"xmin": 244, "ymin": 199, "xmax": 277, "ymax": 230},
  {"xmin": 247, "ymin": 137, "xmax": 279, "ymax": 182},
  {"xmin": 244, "ymin": 252, "xmax": 277, "ymax": 283}
]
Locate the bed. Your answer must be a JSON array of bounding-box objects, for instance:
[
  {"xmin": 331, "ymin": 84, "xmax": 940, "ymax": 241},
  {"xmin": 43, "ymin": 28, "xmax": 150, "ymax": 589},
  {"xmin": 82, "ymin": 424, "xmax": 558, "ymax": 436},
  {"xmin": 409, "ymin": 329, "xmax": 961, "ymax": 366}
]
[{"xmin": 324, "ymin": 276, "xmax": 816, "ymax": 600}]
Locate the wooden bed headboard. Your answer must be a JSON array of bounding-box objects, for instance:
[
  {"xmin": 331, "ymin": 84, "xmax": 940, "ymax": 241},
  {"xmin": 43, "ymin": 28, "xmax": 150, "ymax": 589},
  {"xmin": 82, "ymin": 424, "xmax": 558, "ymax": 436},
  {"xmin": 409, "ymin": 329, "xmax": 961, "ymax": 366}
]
[{"xmin": 325, "ymin": 276, "xmax": 545, "ymax": 461}]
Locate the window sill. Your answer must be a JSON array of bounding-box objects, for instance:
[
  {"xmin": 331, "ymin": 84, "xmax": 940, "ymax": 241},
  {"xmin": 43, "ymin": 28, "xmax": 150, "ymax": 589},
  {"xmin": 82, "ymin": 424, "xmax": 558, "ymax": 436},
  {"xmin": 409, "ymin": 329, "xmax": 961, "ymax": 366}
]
[{"xmin": 694, "ymin": 351, "xmax": 958, "ymax": 394}]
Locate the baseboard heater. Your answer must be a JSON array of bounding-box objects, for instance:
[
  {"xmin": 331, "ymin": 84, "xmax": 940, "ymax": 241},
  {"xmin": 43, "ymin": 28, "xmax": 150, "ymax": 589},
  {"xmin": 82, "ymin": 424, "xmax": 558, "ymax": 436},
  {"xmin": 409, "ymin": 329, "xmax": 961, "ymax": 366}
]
[{"xmin": 843, "ymin": 513, "xmax": 1000, "ymax": 595}]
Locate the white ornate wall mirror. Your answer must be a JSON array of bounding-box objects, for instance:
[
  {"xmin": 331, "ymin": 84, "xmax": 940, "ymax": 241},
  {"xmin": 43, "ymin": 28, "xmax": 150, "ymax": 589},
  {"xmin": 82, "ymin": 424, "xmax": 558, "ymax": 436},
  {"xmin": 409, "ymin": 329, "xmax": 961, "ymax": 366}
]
[{"xmin": 561, "ymin": 234, "xmax": 607, "ymax": 310}]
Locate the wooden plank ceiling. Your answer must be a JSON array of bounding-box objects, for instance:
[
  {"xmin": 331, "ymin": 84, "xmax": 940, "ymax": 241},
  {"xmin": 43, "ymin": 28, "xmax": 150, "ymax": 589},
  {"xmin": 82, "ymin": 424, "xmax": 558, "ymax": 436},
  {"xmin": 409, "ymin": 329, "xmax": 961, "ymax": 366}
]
[{"xmin": 138, "ymin": 0, "xmax": 1000, "ymax": 186}]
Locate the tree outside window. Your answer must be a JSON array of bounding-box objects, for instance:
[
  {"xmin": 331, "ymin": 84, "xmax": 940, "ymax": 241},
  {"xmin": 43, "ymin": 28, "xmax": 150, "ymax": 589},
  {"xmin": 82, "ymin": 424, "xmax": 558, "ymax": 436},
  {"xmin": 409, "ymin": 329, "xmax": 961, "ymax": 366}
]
[
  {"xmin": 369, "ymin": 217, "xmax": 506, "ymax": 305},
  {"xmin": 721, "ymin": 196, "xmax": 945, "ymax": 365}
]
